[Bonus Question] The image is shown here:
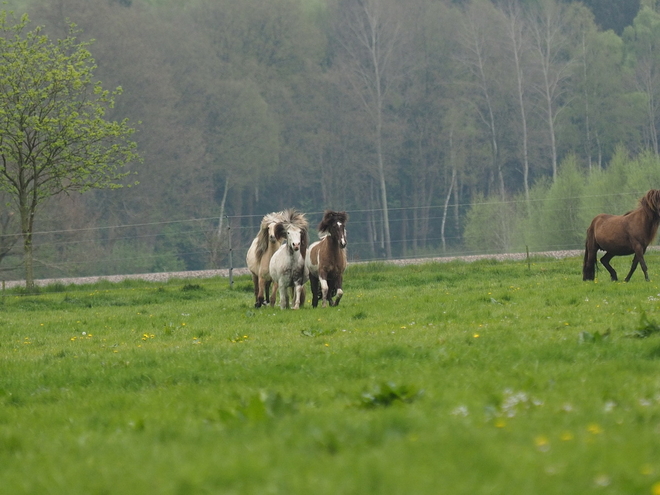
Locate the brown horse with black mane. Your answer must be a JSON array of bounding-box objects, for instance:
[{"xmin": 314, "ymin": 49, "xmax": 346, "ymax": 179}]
[
  {"xmin": 583, "ymin": 189, "xmax": 660, "ymax": 282},
  {"xmin": 305, "ymin": 210, "xmax": 348, "ymax": 307}
]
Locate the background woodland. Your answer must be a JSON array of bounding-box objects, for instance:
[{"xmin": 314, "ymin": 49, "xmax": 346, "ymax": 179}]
[{"xmin": 1, "ymin": 0, "xmax": 658, "ymax": 279}]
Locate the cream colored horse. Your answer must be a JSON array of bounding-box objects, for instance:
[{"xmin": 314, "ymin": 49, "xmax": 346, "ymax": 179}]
[{"xmin": 246, "ymin": 211, "xmax": 286, "ymax": 307}]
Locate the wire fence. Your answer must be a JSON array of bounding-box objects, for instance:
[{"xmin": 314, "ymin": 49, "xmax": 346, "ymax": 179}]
[{"xmin": 0, "ymin": 190, "xmax": 647, "ymax": 283}]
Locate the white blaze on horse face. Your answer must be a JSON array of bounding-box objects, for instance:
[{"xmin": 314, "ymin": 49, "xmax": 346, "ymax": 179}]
[
  {"xmin": 337, "ymin": 222, "xmax": 347, "ymax": 248},
  {"xmin": 268, "ymin": 222, "xmax": 278, "ymax": 243}
]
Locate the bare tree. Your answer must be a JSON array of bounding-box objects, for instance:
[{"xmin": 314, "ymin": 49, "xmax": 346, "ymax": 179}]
[
  {"xmin": 457, "ymin": 1, "xmax": 507, "ymax": 200},
  {"xmin": 500, "ymin": 0, "xmax": 532, "ymax": 203},
  {"xmin": 624, "ymin": 7, "xmax": 660, "ymax": 155},
  {"xmin": 334, "ymin": 0, "xmax": 407, "ymax": 259},
  {"xmin": 528, "ymin": 0, "xmax": 575, "ymax": 180}
]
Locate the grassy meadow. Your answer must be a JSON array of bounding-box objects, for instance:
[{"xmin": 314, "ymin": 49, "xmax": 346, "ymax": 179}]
[{"xmin": 3, "ymin": 254, "xmax": 660, "ymax": 494}]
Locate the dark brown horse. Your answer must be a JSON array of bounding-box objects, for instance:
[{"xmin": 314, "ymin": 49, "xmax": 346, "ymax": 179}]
[
  {"xmin": 583, "ymin": 189, "xmax": 660, "ymax": 282},
  {"xmin": 305, "ymin": 210, "xmax": 348, "ymax": 307}
]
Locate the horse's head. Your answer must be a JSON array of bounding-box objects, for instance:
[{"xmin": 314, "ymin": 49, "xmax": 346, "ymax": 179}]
[
  {"xmin": 259, "ymin": 211, "xmax": 287, "ymax": 246},
  {"xmin": 334, "ymin": 220, "xmax": 348, "ymax": 248},
  {"xmin": 275, "ymin": 223, "xmax": 305, "ymax": 252},
  {"xmin": 319, "ymin": 210, "xmax": 348, "ymax": 248},
  {"xmin": 267, "ymin": 221, "xmax": 282, "ymax": 244}
]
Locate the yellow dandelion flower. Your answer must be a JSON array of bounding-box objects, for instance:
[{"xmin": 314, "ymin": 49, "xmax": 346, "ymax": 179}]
[
  {"xmin": 652, "ymin": 481, "xmax": 660, "ymax": 495},
  {"xmin": 494, "ymin": 418, "xmax": 506, "ymax": 428},
  {"xmin": 535, "ymin": 435, "xmax": 549, "ymax": 447},
  {"xmin": 560, "ymin": 431, "xmax": 574, "ymax": 441},
  {"xmin": 587, "ymin": 423, "xmax": 603, "ymax": 434},
  {"xmin": 534, "ymin": 435, "xmax": 550, "ymax": 452}
]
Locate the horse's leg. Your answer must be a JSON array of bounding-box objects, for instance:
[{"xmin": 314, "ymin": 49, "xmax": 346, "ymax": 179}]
[
  {"xmin": 310, "ymin": 275, "xmax": 320, "ymax": 308},
  {"xmin": 257, "ymin": 276, "xmax": 269, "ymax": 307},
  {"xmin": 599, "ymin": 252, "xmax": 618, "ymax": 281},
  {"xmin": 625, "ymin": 246, "xmax": 649, "ymax": 282},
  {"xmin": 293, "ymin": 283, "xmax": 304, "ymax": 310},
  {"xmin": 624, "ymin": 255, "xmax": 641, "ymax": 282},
  {"xmin": 320, "ymin": 277, "xmax": 329, "ymax": 308},
  {"xmin": 279, "ymin": 283, "xmax": 288, "ymax": 310},
  {"xmin": 333, "ymin": 274, "xmax": 344, "ymax": 307},
  {"xmin": 317, "ymin": 269, "xmax": 331, "ymax": 307},
  {"xmin": 251, "ymin": 274, "xmax": 260, "ymax": 307},
  {"xmin": 269, "ymin": 281, "xmax": 278, "ymax": 308}
]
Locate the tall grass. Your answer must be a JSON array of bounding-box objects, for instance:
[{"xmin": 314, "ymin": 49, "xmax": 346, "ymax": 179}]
[{"xmin": 2, "ymin": 255, "xmax": 660, "ymax": 494}]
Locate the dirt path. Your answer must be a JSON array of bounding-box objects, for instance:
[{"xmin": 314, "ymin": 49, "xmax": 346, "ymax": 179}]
[{"xmin": 2, "ymin": 249, "xmax": 586, "ymax": 289}]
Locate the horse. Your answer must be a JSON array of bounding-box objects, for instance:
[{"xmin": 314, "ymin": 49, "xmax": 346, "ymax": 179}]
[
  {"xmin": 583, "ymin": 189, "xmax": 660, "ymax": 282},
  {"xmin": 246, "ymin": 211, "xmax": 286, "ymax": 307},
  {"xmin": 268, "ymin": 209, "xmax": 309, "ymax": 309},
  {"xmin": 305, "ymin": 210, "xmax": 348, "ymax": 307}
]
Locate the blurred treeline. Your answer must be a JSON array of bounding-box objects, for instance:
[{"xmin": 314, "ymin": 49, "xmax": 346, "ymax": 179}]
[{"xmin": 1, "ymin": 0, "xmax": 658, "ymax": 278}]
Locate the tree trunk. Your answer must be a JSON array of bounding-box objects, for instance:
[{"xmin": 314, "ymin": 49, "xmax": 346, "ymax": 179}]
[
  {"xmin": 19, "ymin": 203, "xmax": 35, "ymax": 291},
  {"xmin": 212, "ymin": 177, "xmax": 230, "ymax": 268},
  {"xmin": 442, "ymin": 129, "xmax": 457, "ymax": 252}
]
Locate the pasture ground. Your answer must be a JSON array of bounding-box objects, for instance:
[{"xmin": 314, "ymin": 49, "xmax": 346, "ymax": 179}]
[{"xmin": 2, "ymin": 255, "xmax": 660, "ymax": 494}]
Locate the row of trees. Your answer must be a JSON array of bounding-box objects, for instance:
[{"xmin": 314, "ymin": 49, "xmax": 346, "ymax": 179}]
[{"xmin": 1, "ymin": 0, "xmax": 659, "ymax": 282}]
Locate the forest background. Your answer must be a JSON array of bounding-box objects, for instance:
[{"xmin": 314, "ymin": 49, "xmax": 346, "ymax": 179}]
[{"xmin": 0, "ymin": 0, "xmax": 657, "ymax": 280}]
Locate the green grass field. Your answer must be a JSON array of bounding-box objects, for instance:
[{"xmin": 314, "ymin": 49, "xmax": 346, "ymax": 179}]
[{"xmin": 2, "ymin": 255, "xmax": 660, "ymax": 494}]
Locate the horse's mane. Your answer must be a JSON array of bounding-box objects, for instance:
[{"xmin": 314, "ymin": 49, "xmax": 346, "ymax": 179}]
[
  {"xmin": 318, "ymin": 210, "xmax": 348, "ymax": 237},
  {"xmin": 255, "ymin": 210, "xmax": 287, "ymax": 261},
  {"xmin": 639, "ymin": 189, "xmax": 660, "ymax": 218},
  {"xmin": 281, "ymin": 208, "xmax": 308, "ymax": 231}
]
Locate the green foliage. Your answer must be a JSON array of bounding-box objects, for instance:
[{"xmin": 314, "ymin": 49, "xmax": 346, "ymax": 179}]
[
  {"xmin": 0, "ymin": 12, "xmax": 140, "ymax": 199},
  {"xmin": 628, "ymin": 310, "xmax": 660, "ymax": 338},
  {"xmin": 0, "ymin": 10, "xmax": 140, "ymax": 287},
  {"xmin": 537, "ymin": 155, "xmax": 585, "ymax": 250},
  {"xmin": 359, "ymin": 382, "xmax": 424, "ymax": 409},
  {"xmin": 467, "ymin": 150, "xmax": 660, "ymax": 254},
  {"xmin": 463, "ymin": 194, "xmax": 516, "ymax": 254}
]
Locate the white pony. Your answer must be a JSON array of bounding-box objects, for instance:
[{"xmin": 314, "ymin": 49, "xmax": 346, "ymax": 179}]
[
  {"xmin": 268, "ymin": 209, "xmax": 309, "ymax": 309},
  {"xmin": 246, "ymin": 211, "xmax": 286, "ymax": 307}
]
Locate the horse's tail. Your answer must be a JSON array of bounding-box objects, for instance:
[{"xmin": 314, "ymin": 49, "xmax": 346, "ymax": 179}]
[{"xmin": 583, "ymin": 223, "xmax": 597, "ymax": 281}]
